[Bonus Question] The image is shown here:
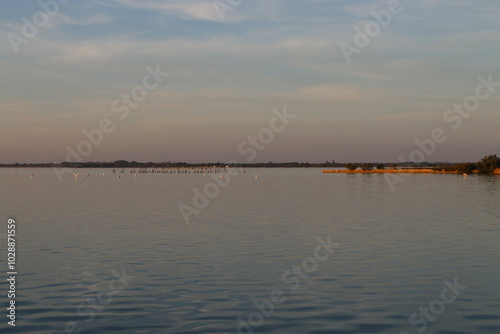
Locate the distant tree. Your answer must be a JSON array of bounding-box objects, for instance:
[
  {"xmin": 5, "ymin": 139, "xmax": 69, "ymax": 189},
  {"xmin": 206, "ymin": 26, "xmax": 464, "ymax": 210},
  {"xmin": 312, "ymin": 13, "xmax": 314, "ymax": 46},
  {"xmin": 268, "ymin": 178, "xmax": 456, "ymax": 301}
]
[
  {"xmin": 455, "ymin": 163, "xmax": 476, "ymax": 174},
  {"xmin": 477, "ymin": 154, "xmax": 500, "ymax": 174},
  {"xmin": 346, "ymin": 163, "xmax": 358, "ymax": 171},
  {"xmin": 361, "ymin": 163, "xmax": 373, "ymax": 171},
  {"xmin": 376, "ymin": 164, "xmax": 385, "ymax": 170}
]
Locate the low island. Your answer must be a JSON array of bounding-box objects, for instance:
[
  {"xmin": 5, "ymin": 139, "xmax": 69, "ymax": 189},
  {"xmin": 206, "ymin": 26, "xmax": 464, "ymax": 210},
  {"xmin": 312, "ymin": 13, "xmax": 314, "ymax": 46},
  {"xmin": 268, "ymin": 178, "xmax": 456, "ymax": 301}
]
[{"xmin": 323, "ymin": 154, "xmax": 500, "ymax": 175}]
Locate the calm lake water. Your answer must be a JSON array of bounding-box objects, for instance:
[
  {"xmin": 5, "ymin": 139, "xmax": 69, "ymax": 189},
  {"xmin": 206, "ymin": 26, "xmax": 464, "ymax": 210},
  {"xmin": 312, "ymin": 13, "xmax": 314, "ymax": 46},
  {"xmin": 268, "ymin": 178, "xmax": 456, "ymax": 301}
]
[{"xmin": 1, "ymin": 168, "xmax": 499, "ymax": 333}]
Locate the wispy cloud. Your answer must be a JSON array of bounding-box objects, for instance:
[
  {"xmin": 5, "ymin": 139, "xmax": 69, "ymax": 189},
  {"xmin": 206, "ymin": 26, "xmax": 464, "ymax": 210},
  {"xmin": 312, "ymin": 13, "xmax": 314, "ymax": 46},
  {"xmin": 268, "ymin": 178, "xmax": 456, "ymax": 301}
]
[
  {"xmin": 106, "ymin": 0, "xmax": 225, "ymax": 22},
  {"xmin": 57, "ymin": 13, "xmax": 115, "ymax": 26}
]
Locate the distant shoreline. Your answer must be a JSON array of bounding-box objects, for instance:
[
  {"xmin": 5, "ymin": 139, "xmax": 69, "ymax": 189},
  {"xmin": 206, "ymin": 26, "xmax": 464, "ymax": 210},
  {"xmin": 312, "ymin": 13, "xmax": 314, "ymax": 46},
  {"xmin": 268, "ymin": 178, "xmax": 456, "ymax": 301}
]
[
  {"xmin": 0, "ymin": 162, "xmax": 466, "ymax": 169},
  {"xmin": 1, "ymin": 157, "xmax": 498, "ymax": 175}
]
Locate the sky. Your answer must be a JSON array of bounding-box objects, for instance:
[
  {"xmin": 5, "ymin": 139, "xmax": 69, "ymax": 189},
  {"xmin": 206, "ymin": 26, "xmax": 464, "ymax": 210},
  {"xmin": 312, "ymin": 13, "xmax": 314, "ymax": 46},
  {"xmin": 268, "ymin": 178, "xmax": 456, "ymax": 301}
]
[{"xmin": 0, "ymin": 0, "xmax": 499, "ymax": 163}]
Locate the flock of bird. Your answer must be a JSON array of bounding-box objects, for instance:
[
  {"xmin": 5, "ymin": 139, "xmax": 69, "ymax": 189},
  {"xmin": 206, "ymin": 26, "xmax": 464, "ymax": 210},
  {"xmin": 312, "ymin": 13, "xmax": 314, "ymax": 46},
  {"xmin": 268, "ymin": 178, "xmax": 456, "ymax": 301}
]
[
  {"xmin": 124, "ymin": 167, "xmax": 247, "ymax": 174},
  {"xmin": 9, "ymin": 167, "xmax": 257, "ymax": 179}
]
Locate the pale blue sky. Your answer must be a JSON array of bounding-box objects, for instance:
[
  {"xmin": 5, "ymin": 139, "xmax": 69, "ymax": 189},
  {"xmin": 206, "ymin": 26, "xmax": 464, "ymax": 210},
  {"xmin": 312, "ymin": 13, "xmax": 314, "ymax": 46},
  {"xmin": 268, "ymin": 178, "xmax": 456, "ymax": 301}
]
[{"xmin": 1, "ymin": 0, "xmax": 499, "ymax": 163}]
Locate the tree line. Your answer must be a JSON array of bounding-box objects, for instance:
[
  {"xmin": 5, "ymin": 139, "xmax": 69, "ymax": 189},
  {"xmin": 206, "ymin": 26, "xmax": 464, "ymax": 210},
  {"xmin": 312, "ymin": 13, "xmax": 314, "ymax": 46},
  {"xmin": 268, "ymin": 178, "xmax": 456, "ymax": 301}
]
[{"xmin": 343, "ymin": 154, "xmax": 500, "ymax": 175}]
